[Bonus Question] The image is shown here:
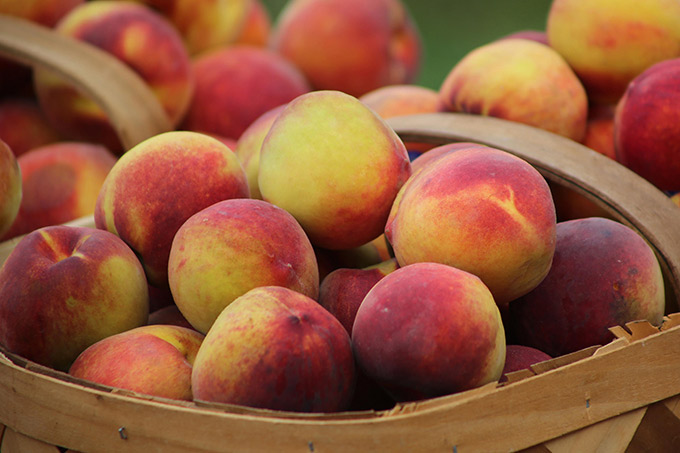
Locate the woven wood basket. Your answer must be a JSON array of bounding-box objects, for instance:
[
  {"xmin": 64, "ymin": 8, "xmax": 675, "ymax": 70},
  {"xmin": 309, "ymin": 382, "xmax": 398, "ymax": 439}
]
[{"xmin": 1, "ymin": 14, "xmax": 680, "ymax": 453}]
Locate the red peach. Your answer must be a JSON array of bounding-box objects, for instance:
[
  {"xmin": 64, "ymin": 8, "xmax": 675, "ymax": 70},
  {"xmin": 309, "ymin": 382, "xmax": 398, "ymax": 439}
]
[
  {"xmin": 500, "ymin": 345, "xmax": 552, "ymax": 381},
  {"xmin": 0, "ymin": 98, "xmax": 63, "ymax": 157},
  {"xmin": 0, "ymin": 225, "xmax": 149, "ymax": 371},
  {"xmin": 509, "ymin": 217, "xmax": 666, "ymax": 357},
  {"xmin": 233, "ymin": 0, "xmax": 271, "ymax": 47},
  {"xmin": 271, "ymin": 0, "xmax": 422, "ymax": 97},
  {"xmin": 181, "ymin": 46, "xmax": 310, "ymax": 142},
  {"xmin": 69, "ymin": 324, "xmax": 204, "ymax": 400},
  {"xmin": 148, "ymin": 304, "xmax": 195, "ymax": 331},
  {"xmin": 614, "ymin": 58, "xmax": 680, "ymax": 192},
  {"xmin": 192, "ymin": 286, "xmax": 356, "ymax": 413},
  {"xmin": 352, "ymin": 262, "xmax": 506, "ymax": 402},
  {"xmin": 0, "ymin": 0, "xmax": 84, "ymax": 27}
]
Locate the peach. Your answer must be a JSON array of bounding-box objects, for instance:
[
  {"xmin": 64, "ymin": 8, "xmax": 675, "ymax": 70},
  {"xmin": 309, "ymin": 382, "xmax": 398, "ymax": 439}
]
[
  {"xmin": 583, "ymin": 104, "xmax": 616, "ymax": 160},
  {"xmin": 95, "ymin": 131, "xmax": 249, "ymax": 289},
  {"xmin": 234, "ymin": 105, "xmax": 285, "ymax": 200},
  {"xmin": 33, "ymin": 1, "xmax": 194, "ymax": 153},
  {"xmin": 233, "ymin": 0, "xmax": 271, "ymax": 47},
  {"xmin": 614, "ymin": 58, "xmax": 680, "ymax": 192},
  {"xmin": 1, "ymin": 142, "xmax": 117, "ymax": 241},
  {"xmin": 549, "ymin": 180, "xmax": 613, "ymax": 223},
  {"xmin": 0, "ymin": 98, "xmax": 63, "ymax": 157},
  {"xmin": 385, "ymin": 146, "xmax": 556, "ymax": 307},
  {"xmin": 546, "ymin": 0, "xmax": 680, "ymax": 105},
  {"xmin": 0, "ymin": 0, "xmax": 84, "ymax": 27},
  {"xmin": 69, "ymin": 324, "xmax": 204, "ymax": 400},
  {"xmin": 192, "ymin": 285, "xmax": 356, "ymax": 412},
  {"xmin": 509, "ymin": 217, "xmax": 666, "ymax": 357},
  {"xmin": 314, "ymin": 237, "xmax": 391, "ymax": 278},
  {"xmin": 500, "ymin": 345, "xmax": 552, "ymax": 382},
  {"xmin": 271, "ymin": 0, "xmax": 422, "ymax": 97},
  {"xmin": 258, "ymin": 90, "xmax": 412, "ymax": 250},
  {"xmin": 352, "ymin": 262, "xmax": 506, "ymax": 402},
  {"xmin": 319, "ymin": 258, "xmax": 398, "ymax": 335},
  {"xmin": 410, "ymin": 142, "xmax": 484, "ymax": 174},
  {"xmin": 120, "ymin": 0, "xmax": 251, "ymax": 55},
  {"xmin": 0, "ymin": 140, "xmax": 21, "ymax": 238},
  {"xmin": 0, "ymin": 225, "xmax": 149, "ymax": 371},
  {"xmin": 439, "ymin": 38, "xmax": 588, "ymax": 142},
  {"xmin": 181, "ymin": 45, "xmax": 310, "ymax": 142},
  {"xmin": 168, "ymin": 198, "xmax": 319, "ymax": 334},
  {"xmin": 672, "ymin": 192, "xmax": 680, "ymax": 208}
]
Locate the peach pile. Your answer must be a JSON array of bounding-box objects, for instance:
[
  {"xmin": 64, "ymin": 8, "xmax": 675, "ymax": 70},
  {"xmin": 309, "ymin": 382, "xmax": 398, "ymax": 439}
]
[{"xmin": 0, "ymin": 0, "xmax": 677, "ymax": 417}]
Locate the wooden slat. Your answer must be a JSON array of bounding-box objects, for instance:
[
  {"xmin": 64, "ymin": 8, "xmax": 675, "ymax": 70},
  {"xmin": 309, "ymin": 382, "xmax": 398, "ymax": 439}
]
[
  {"xmin": 1, "ymin": 426, "xmax": 62, "ymax": 453},
  {"xmin": 626, "ymin": 396, "xmax": 680, "ymax": 452},
  {"xmin": 1, "ymin": 322, "xmax": 679, "ymax": 452},
  {"xmin": 0, "ymin": 15, "xmax": 172, "ymax": 151}
]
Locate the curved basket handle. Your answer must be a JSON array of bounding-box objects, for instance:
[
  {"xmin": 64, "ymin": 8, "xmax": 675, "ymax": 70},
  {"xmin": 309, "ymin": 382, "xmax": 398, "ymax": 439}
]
[
  {"xmin": 0, "ymin": 14, "xmax": 172, "ymax": 150},
  {"xmin": 388, "ymin": 112, "xmax": 680, "ymax": 311}
]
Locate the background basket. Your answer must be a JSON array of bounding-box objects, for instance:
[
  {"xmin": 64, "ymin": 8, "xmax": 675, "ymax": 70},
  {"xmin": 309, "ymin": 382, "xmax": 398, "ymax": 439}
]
[{"xmin": 1, "ymin": 13, "xmax": 680, "ymax": 453}]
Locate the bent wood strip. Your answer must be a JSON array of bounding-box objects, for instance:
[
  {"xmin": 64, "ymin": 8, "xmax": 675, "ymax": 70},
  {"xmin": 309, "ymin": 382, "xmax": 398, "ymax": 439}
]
[
  {"xmin": 0, "ymin": 15, "xmax": 172, "ymax": 151},
  {"xmin": 387, "ymin": 113, "xmax": 680, "ymax": 311},
  {"xmin": 1, "ymin": 322, "xmax": 679, "ymax": 452}
]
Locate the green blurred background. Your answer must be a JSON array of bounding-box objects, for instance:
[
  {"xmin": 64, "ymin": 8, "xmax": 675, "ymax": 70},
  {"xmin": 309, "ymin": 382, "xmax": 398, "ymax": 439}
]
[{"xmin": 261, "ymin": 0, "xmax": 553, "ymax": 90}]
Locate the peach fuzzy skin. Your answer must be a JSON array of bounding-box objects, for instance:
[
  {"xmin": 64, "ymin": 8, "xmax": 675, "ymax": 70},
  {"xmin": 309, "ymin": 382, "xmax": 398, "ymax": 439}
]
[
  {"xmin": 271, "ymin": 0, "xmax": 422, "ymax": 97},
  {"xmin": 319, "ymin": 258, "xmax": 398, "ymax": 335},
  {"xmin": 500, "ymin": 345, "xmax": 551, "ymax": 382},
  {"xmin": 0, "ymin": 226, "xmax": 149, "ymax": 371},
  {"xmin": 181, "ymin": 46, "xmax": 310, "ymax": 142},
  {"xmin": 69, "ymin": 324, "xmax": 204, "ymax": 400},
  {"xmin": 0, "ymin": 0, "xmax": 83, "ymax": 27},
  {"xmin": 0, "ymin": 140, "xmax": 21, "ymax": 238},
  {"xmin": 0, "ymin": 98, "xmax": 63, "ymax": 157},
  {"xmin": 94, "ymin": 131, "xmax": 249, "ymax": 289},
  {"xmin": 614, "ymin": 58, "xmax": 680, "ymax": 192},
  {"xmin": 258, "ymin": 90, "xmax": 411, "ymax": 250},
  {"xmin": 168, "ymin": 198, "xmax": 319, "ymax": 334},
  {"xmin": 235, "ymin": 105, "xmax": 285, "ymax": 200},
  {"xmin": 410, "ymin": 142, "xmax": 485, "ymax": 174},
  {"xmin": 385, "ymin": 146, "xmax": 556, "ymax": 307},
  {"xmin": 148, "ymin": 304, "xmax": 195, "ymax": 331},
  {"xmin": 439, "ymin": 38, "xmax": 588, "ymax": 142},
  {"xmin": 509, "ymin": 217, "xmax": 666, "ymax": 357},
  {"xmin": 117, "ymin": 0, "xmax": 251, "ymax": 55},
  {"xmin": 547, "ymin": 0, "xmax": 680, "ymax": 105},
  {"xmin": 1, "ymin": 142, "xmax": 116, "ymax": 241},
  {"xmin": 33, "ymin": 1, "xmax": 193, "ymax": 152},
  {"xmin": 192, "ymin": 286, "xmax": 356, "ymax": 412},
  {"xmin": 352, "ymin": 262, "xmax": 506, "ymax": 402},
  {"xmin": 233, "ymin": 0, "xmax": 272, "ymax": 47}
]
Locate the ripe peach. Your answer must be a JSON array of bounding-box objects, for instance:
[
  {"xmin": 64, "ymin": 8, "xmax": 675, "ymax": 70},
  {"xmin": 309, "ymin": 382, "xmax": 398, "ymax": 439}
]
[
  {"xmin": 33, "ymin": 1, "xmax": 194, "ymax": 152},
  {"xmin": 319, "ymin": 258, "xmax": 399, "ymax": 334},
  {"xmin": 614, "ymin": 58, "xmax": 680, "ymax": 192},
  {"xmin": 95, "ymin": 131, "xmax": 249, "ymax": 289},
  {"xmin": 509, "ymin": 217, "xmax": 666, "ymax": 357},
  {"xmin": 352, "ymin": 262, "xmax": 506, "ymax": 402},
  {"xmin": 69, "ymin": 324, "xmax": 204, "ymax": 400},
  {"xmin": 500, "ymin": 345, "xmax": 552, "ymax": 382},
  {"xmin": 192, "ymin": 286, "xmax": 355, "ymax": 412},
  {"xmin": 181, "ymin": 46, "xmax": 310, "ymax": 142},
  {"xmin": 386, "ymin": 146, "xmax": 556, "ymax": 307},
  {"xmin": 148, "ymin": 304, "xmax": 194, "ymax": 331},
  {"xmin": 271, "ymin": 0, "xmax": 422, "ymax": 97},
  {"xmin": 547, "ymin": 0, "xmax": 680, "ymax": 105},
  {"xmin": 0, "ymin": 98, "xmax": 63, "ymax": 157},
  {"xmin": 2, "ymin": 142, "xmax": 117, "ymax": 241},
  {"xmin": 410, "ymin": 142, "xmax": 485, "ymax": 174},
  {"xmin": 439, "ymin": 38, "xmax": 588, "ymax": 142},
  {"xmin": 583, "ymin": 104, "xmax": 616, "ymax": 160},
  {"xmin": 0, "ymin": 140, "xmax": 21, "ymax": 238},
  {"xmin": 0, "ymin": 225, "xmax": 149, "ymax": 371},
  {"xmin": 258, "ymin": 90, "xmax": 412, "ymax": 250},
  {"xmin": 500, "ymin": 30, "xmax": 549, "ymax": 46},
  {"xmin": 168, "ymin": 198, "xmax": 319, "ymax": 334},
  {"xmin": 233, "ymin": 0, "xmax": 271, "ymax": 47}
]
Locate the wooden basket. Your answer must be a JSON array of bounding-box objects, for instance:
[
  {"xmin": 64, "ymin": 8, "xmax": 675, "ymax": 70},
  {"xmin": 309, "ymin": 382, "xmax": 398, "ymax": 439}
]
[{"xmin": 2, "ymin": 14, "xmax": 680, "ymax": 453}]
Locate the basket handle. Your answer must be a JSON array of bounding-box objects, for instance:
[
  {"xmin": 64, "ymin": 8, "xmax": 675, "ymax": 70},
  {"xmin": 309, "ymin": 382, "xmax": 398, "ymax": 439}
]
[{"xmin": 0, "ymin": 14, "xmax": 172, "ymax": 150}]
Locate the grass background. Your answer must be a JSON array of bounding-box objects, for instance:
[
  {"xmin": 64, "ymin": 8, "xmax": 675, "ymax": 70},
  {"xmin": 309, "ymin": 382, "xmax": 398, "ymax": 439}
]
[{"xmin": 260, "ymin": 0, "xmax": 553, "ymax": 90}]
